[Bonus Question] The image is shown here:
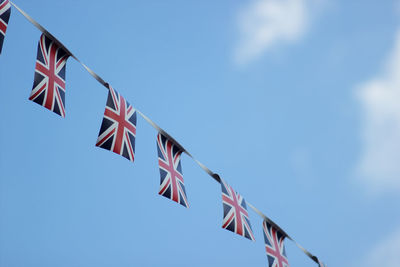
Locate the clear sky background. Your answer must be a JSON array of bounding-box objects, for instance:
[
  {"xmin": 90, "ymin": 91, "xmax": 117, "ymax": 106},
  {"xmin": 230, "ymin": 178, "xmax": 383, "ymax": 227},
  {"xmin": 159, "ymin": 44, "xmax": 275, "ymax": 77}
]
[{"xmin": 1, "ymin": 0, "xmax": 400, "ymax": 266}]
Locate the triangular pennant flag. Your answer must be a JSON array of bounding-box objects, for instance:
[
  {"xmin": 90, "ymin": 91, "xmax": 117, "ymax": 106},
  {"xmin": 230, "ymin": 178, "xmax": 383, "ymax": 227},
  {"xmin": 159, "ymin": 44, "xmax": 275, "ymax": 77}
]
[
  {"xmin": 220, "ymin": 179, "xmax": 255, "ymax": 240},
  {"xmin": 263, "ymin": 220, "xmax": 290, "ymax": 267},
  {"xmin": 0, "ymin": 0, "xmax": 11, "ymax": 54},
  {"xmin": 96, "ymin": 85, "xmax": 137, "ymax": 162},
  {"xmin": 29, "ymin": 34, "xmax": 70, "ymax": 117},
  {"xmin": 156, "ymin": 133, "xmax": 189, "ymax": 207}
]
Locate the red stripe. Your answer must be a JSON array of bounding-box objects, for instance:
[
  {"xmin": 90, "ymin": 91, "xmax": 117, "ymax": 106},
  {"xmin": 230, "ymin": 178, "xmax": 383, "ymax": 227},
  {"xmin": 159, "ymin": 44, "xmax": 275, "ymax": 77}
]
[
  {"xmin": 112, "ymin": 97, "xmax": 126, "ymax": 154},
  {"xmin": 29, "ymin": 83, "xmax": 47, "ymax": 101},
  {"xmin": 222, "ymin": 212, "xmax": 235, "ymax": 229},
  {"xmin": 0, "ymin": 0, "xmax": 9, "ymax": 11},
  {"xmin": 167, "ymin": 142, "xmax": 179, "ymax": 202},
  {"xmin": 0, "ymin": 20, "xmax": 6, "ymax": 34},
  {"xmin": 265, "ymin": 226, "xmax": 289, "ymax": 267},
  {"xmin": 159, "ymin": 175, "xmax": 171, "ymax": 195},
  {"xmin": 127, "ymin": 105, "xmax": 133, "ymax": 114},
  {"xmin": 243, "ymin": 219, "xmax": 255, "ymax": 240},
  {"xmin": 96, "ymin": 128, "xmax": 116, "ymax": 147},
  {"xmin": 56, "ymin": 55, "xmax": 68, "ymax": 69},
  {"xmin": 35, "ymin": 62, "xmax": 66, "ymax": 89},
  {"xmin": 44, "ymin": 43, "xmax": 57, "ymax": 111},
  {"xmin": 158, "ymin": 159, "xmax": 184, "ymax": 182}
]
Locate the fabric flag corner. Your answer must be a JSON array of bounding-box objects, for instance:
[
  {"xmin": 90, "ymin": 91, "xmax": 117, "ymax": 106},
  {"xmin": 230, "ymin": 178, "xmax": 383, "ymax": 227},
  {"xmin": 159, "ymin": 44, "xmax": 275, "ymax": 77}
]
[
  {"xmin": 0, "ymin": 0, "xmax": 11, "ymax": 54},
  {"xmin": 156, "ymin": 132, "xmax": 189, "ymax": 208},
  {"xmin": 263, "ymin": 220, "xmax": 290, "ymax": 267},
  {"xmin": 29, "ymin": 33, "xmax": 70, "ymax": 117},
  {"xmin": 220, "ymin": 179, "xmax": 255, "ymax": 241}
]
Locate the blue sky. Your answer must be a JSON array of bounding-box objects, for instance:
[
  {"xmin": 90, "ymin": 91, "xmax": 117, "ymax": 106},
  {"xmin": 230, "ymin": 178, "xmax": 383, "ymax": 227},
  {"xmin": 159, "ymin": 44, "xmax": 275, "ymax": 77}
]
[{"xmin": 1, "ymin": 0, "xmax": 400, "ymax": 266}]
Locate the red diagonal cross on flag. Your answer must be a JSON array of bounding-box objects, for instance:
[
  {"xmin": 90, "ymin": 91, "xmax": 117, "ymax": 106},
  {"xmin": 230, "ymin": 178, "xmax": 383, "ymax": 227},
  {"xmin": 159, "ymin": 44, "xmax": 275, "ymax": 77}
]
[
  {"xmin": 0, "ymin": 0, "xmax": 9, "ymax": 35},
  {"xmin": 103, "ymin": 93, "xmax": 136, "ymax": 156},
  {"xmin": 29, "ymin": 35, "xmax": 69, "ymax": 117},
  {"xmin": 158, "ymin": 141, "xmax": 184, "ymax": 203},
  {"xmin": 32, "ymin": 43, "xmax": 66, "ymax": 112},
  {"xmin": 266, "ymin": 227, "xmax": 289, "ymax": 267},
  {"xmin": 0, "ymin": 19, "xmax": 6, "ymax": 35},
  {"xmin": 222, "ymin": 185, "xmax": 248, "ymax": 235}
]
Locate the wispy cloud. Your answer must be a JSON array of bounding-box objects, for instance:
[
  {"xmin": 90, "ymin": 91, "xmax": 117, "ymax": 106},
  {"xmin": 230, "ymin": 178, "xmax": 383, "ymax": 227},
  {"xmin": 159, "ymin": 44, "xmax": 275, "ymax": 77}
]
[
  {"xmin": 234, "ymin": 0, "xmax": 315, "ymax": 65},
  {"xmin": 356, "ymin": 31, "xmax": 400, "ymax": 193},
  {"xmin": 361, "ymin": 226, "xmax": 400, "ymax": 267}
]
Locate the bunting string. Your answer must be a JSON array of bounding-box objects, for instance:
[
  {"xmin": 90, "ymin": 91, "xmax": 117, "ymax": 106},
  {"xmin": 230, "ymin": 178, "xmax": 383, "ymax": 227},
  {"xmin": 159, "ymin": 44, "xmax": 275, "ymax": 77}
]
[
  {"xmin": 6, "ymin": 1, "xmax": 326, "ymax": 266},
  {"xmin": 9, "ymin": 1, "xmax": 108, "ymax": 88}
]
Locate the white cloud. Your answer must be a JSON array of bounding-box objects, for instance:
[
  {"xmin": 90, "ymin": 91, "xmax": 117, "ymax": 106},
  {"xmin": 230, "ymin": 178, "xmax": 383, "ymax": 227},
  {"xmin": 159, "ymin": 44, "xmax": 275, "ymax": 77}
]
[
  {"xmin": 356, "ymin": 31, "xmax": 400, "ymax": 193},
  {"xmin": 361, "ymin": 226, "xmax": 400, "ymax": 267},
  {"xmin": 234, "ymin": 0, "xmax": 313, "ymax": 65}
]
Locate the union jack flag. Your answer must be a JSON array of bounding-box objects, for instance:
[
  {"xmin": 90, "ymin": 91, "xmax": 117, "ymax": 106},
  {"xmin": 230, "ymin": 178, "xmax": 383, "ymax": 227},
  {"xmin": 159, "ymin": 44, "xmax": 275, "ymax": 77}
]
[
  {"xmin": 96, "ymin": 85, "xmax": 137, "ymax": 162},
  {"xmin": 263, "ymin": 220, "xmax": 289, "ymax": 267},
  {"xmin": 0, "ymin": 0, "xmax": 10, "ymax": 54},
  {"xmin": 156, "ymin": 133, "xmax": 188, "ymax": 208},
  {"xmin": 220, "ymin": 179, "xmax": 255, "ymax": 241},
  {"xmin": 29, "ymin": 34, "xmax": 69, "ymax": 117}
]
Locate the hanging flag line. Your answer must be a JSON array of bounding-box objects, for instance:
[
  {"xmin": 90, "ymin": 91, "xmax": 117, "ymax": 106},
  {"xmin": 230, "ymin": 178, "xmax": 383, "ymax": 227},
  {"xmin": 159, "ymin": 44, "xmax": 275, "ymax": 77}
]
[
  {"xmin": 247, "ymin": 202, "xmax": 321, "ymax": 264},
  {"xmin": 9, "ymin": 1, "xmax": 325, "ymax": 265},
  {"xmin": 9, "ymin": 1, "xmax": 108, "ymax": 88}
]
